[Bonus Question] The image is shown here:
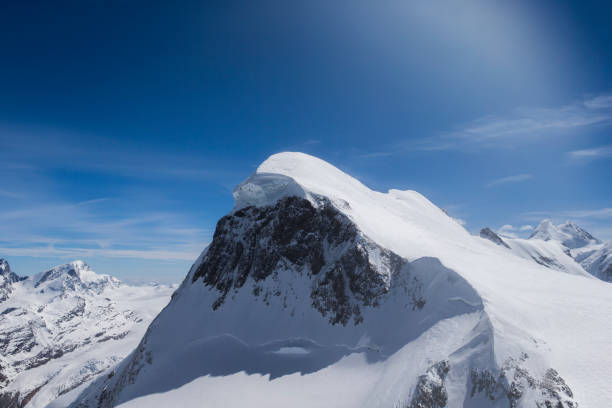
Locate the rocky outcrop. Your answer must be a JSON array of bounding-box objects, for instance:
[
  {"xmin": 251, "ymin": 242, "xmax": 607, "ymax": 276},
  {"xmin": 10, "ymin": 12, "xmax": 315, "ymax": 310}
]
[
  {"xmin": 470, "ymin": 354, "xmax": 577, "ymax": 408},
  {"xmin": 0, "ymin": 260, "xmax": 24, "ymax": 303},
  {"xmin": 530, "ymin": 255, "xmax": 566, "ymax": 271},
  {"xmin": 409, "ymin": 360, "xmax": 450, "ymax": 408},
  {"xmin": 479, "ymin": 228, "xmax": 511, "ymax": 249},
  {"xmin": 193, "ymin": 196, "xmax": 425, "ymax": 325}
]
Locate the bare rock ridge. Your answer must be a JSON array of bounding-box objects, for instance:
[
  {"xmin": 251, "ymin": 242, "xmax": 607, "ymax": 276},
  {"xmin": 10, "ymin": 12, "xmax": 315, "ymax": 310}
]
[
  {"xmin": 0, "ymin": 259, "xmax": 25, "ymax": 303},
  {"xmin": 193, "ymin": 195, "xmax": 425, "ymax": 325},
  {"xmin": 479, "ymin": 227, "xmax": 510, "ymax": 249}
]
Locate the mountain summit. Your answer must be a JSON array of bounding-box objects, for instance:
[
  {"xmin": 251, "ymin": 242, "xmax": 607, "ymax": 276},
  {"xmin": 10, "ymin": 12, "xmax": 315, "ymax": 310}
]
[
  {"xmin": 529, "ymin": 219, "xmax": 600, "ymax": 248},
  {"xmin": 527, "ymin": 219, "xmax": 611, "ymax": 281},
  {"xmin": 32, "ymin": 260, "xmax": 120, "ymax": 294},
  {"xmin": 73, "ymin": 153, "xmax": 612, "ymax": 408},
  {"xmin": 0, "ymin": 259, "xmax": 23, "ymax": 303}
]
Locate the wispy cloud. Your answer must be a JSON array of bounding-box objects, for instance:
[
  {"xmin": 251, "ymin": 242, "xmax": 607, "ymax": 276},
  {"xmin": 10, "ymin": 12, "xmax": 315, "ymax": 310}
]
[
  {"xmin": 568, "ymin": 145, "xmax": 612, "ymax": 161},
  {"xmin": 496, "ymin": 224, "xmax": 536, "ymax": 238},
  {"xmin": 354, "ymin": 151, "xmax": 395, "ymax": 159},
  {"xmin": 0, "ymin": 126, "xmax": 242, "ymax": 184},
  {"xmin": 0, "ymin": 189, "xmax": 22, "ymax": 199},
  {"xmin": 485, "ymin": 173, "xmax": 533, "ymax": 188},
  {"xmin": 0, "ymin": 245, "xmax": 201, "ymax": 261},
  {"xmin": 522, "ymin": 208, "xmax": 612, "ymax": 220},
  {"xmin": 0, "ymin": 197, "xmax": 211, "ymax": 262},
  {"xmin": 0, "ymin": 125, "xmax": 224, "ymax": 267},
  {"xmin": 497, "ymin": 224, "xmax": 517, "ymax": 238},
  {"xmin": 417, "ymin": 95, "xmax": 612, "ymax": 150},
  {"xmin": 303, "ymin": 139, "xmax": 321, "ymax": 145}
]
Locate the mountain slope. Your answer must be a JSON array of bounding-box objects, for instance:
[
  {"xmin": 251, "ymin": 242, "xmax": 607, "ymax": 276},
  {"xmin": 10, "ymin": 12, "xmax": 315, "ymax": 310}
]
[
  {"xmin": 478, "ymin": 230, "xmax": 592, "ymax": 278},
  {"xmin": 73, "ymin": 152, "xmax": 611, "ymax": 408},
  {"xmin": 0, "ymin": 260, "xmax": 174, "ymax": 408},
  {"xmin": 572, "ymin": 241, "xmax": 612, "ymax": 282}
]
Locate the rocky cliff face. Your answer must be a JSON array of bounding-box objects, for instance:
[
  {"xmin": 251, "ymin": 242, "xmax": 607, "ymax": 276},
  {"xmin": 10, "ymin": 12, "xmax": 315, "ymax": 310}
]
[
  {"xmin": 193, "ymin": 195, "xmax": 424, "ymax": 325},
  {"xmin": 0, "ymin": 259, "xmax": 24, "ymax": 303},
  {"xmin": 479, "ymin": 227, "xmax": 510, "ymax": 249}
]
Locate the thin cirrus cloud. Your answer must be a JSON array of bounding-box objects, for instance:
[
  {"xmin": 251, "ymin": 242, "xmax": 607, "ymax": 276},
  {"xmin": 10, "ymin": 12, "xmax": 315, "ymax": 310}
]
[
  {"xmin": 523, "ymin": 208, "xmax": 612, "ymax": 221},
  {"xmin": 497, "ymin": 224, "xmax": 534, "ymax": 238},
  {"xmin": 497, "ymin": 224, "xmax": 517, "ymax": 238},
  {"xmin": 485, "ymin": 173, "xmax": 533, "ymax": 188},
  {"xmin": 568, "ymin": 145, "xmax": 612, "ymax": 161},
  {"xmin": 0, "ymin": 198, "xmax": 211, "ymax": 262},
  {"xmin": 416, "ymin": 95, "xmax": 612, "ymax": 151},
  {"xmin": 0, "ymin": 127, "xmax": 242, "ymax": 184},
  {"xmin": 0, "ymin": 245, "xmax": 201, "ymax": 261}
]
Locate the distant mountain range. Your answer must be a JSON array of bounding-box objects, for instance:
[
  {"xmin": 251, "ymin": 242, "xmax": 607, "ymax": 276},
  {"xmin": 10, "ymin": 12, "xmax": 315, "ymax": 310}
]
[
  {"xmin": 0, "ymin": 259, "xmax": 174, "ymax": 408},
  {"xmin": 480, "ymin": 219, "xmax": 612, "ymax": 282}
]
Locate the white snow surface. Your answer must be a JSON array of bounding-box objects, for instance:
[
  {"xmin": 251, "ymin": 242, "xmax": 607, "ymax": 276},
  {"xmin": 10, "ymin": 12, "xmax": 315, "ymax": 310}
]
[
  {"xmin": 76, "ymin": 152, "xmax": 611, "ymax": 408},
  {"xmin": 0, "ymin": 260, "xmax": 174, "ymax": 408},
  {"xmin": 490, "ymin": 236, "xmax": 593, "ymax": 278}
]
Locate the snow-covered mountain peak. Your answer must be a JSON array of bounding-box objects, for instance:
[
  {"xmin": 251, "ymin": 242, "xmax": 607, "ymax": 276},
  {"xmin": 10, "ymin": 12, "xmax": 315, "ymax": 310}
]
[
  {"xmin": 0, "ymin": 258, "xmax": 23, "ymax": 303},
  {"xmin": 233, "ymin": 152, "xmax": 371, "ymax": 210},
  {"xmin": 0, "ymin": 258, "xmax": 10, "ymax": 275},
  {"xmin": 72, "ymin": 153, "xmax": 612, "ymax": 408},
  {"xmin": 32, "ymin": 260, "xmax": 121, "ymax": 294},
  {"xmin": 0, "ymin": 258, "xmax": 21, "ymax": 280},
  {"xmin": 528, "ymin": 219, "xmax": 555, "ymax": 240},
  {"xmin": 529, "ymin": 219, "xmax": 600, "ymax": 249}
]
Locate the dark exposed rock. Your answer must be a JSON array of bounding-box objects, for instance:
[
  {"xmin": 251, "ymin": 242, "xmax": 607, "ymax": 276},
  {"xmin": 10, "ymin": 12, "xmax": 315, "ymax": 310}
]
[
  {"xmin": 0, "ymin": 324, "xmax": 37, "ymax": 355},
  {"xmin": 0, "ymin": 378, "xmax": 51, "ymax": 408},
  {"xmin": 193, "ymin": 196, "xmax": 424, "ymax": 325},
  {"xmin": 602, "ymin": 264, "xmax": 612, "ymax": 281},
  {"xmin": 56, "ymin": 297, "xmax": 86, "ymax": 324},
  {"xmin": 536, "ymin": 369, "xmax": 577, "ymax": 408},
  {"xmin": 18, "ymin": 344, "xmax": 78, "ymax": 370},
  {"xmin": 0, "ymin": 391, "xmax": 20, "ymax": 408},
  {"xmin": 470, "ymin": 355, "xmax": 577, "ymax": 408},
  {"xmin": 0, "ymin": 259, "xmax": 24, "ymax": 303},
  {"xmin": 470, "ymin": 368, "xmax": 499, "ymax": 400},
  {"xmin": 97, "ymin": 331, "xmax": 129, "ymax": 343},
  {"xmin": 479, "ymin": 228, "xmax": 511, "ymax": 249},
  {"xmin": 409, "ymin": 360, "xmax": 450, "ymax": 408},
  {"xmin": 531, "ymin": 255, "xmax": 565, "ymax": 271}
]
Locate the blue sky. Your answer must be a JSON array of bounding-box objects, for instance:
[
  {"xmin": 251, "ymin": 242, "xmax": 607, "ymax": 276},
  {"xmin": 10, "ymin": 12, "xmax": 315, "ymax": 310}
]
[{"xmin": 1, "ymin": 0, "xmax": 611, "ymax": 282}]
